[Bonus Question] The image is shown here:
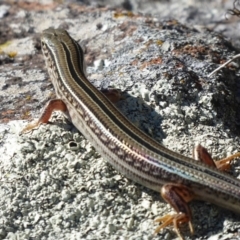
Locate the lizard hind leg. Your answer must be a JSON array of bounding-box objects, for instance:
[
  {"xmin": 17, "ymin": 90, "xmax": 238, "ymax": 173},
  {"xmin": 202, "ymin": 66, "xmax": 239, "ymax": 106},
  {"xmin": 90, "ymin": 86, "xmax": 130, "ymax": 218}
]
[
  {"xmin": 154, "ymin": 183, "xmax": 195, "ymax": 239},
  {"xmin": 193, "ymin": 144, "xmax": 240, "ymax": 171}
]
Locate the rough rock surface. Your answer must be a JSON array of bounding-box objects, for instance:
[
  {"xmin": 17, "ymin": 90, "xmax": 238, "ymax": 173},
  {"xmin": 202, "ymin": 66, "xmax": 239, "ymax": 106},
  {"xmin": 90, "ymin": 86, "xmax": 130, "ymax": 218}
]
[{"xmin": 0, "ymin": 1, "xmax": 240, "ymax": 240}]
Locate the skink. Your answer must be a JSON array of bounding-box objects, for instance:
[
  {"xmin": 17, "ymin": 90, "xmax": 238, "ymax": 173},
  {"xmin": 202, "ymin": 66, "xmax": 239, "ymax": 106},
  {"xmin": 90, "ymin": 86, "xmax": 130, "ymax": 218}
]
[{"xmin": 23, "ymin": 28, "xmax": 240, "ymax": 239}]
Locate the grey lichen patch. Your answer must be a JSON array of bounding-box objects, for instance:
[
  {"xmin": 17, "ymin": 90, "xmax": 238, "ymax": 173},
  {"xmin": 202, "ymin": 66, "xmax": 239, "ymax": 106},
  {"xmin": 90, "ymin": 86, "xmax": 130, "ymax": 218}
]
[{"xmin": 0, "ymin": 116, "xmax": 167, "ymax": 239}]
